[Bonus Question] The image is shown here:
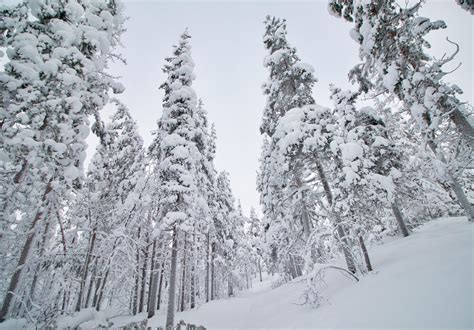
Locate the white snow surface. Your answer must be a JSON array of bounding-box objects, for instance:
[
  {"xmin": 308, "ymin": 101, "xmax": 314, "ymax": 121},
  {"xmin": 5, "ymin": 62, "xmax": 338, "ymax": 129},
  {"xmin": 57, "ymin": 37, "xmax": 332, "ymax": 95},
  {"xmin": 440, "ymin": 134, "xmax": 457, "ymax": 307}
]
[{"xmin": 147, "ymin": 217, "xmax": 472, "ymax": 329}]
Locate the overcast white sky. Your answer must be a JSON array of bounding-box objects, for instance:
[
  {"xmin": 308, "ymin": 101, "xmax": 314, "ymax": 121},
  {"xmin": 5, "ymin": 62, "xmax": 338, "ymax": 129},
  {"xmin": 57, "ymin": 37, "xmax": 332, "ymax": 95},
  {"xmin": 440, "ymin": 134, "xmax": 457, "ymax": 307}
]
[{"xmin": 84, "ymin": 0, "xmax": 473, "ymax": 216}]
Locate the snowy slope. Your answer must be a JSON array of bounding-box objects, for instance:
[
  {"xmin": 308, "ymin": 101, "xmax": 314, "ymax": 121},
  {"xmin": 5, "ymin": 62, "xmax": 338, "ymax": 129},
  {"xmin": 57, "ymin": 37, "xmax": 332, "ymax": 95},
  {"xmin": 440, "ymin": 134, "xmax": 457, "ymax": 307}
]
[{"xmin": 147, "ymin": 217, "xmax": 473, "ymax": 329}]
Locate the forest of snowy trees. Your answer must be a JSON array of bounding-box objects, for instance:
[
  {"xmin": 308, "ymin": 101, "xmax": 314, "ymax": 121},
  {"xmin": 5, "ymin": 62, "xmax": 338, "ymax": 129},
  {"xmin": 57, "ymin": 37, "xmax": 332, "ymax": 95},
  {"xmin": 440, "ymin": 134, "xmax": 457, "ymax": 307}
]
[{"xmin": 0, "ymin": 0, "xmax": 472, "ymax": 328}]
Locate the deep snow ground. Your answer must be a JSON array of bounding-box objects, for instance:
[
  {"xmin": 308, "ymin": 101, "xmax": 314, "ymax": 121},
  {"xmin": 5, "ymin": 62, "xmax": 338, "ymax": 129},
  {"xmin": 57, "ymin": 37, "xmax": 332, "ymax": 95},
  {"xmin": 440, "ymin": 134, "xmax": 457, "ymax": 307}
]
[{"xmin": 147, "ymin": 217, "xmax": 473, "ymax": 329}]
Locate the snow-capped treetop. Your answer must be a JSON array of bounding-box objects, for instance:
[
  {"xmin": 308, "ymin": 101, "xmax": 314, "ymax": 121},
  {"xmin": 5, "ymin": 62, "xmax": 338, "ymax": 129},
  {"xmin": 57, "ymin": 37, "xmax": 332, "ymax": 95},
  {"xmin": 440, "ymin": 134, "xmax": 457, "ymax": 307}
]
[{"xmin": 261, "ymin": 15, "xmax": 317, "ymax": 137}]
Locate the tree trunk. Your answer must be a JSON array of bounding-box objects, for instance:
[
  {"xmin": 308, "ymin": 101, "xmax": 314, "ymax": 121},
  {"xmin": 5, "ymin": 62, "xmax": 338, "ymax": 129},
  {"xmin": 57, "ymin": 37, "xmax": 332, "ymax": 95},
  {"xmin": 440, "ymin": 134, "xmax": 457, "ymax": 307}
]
[
  {"xmin": 165, "ymin": 229, "xmax": 178, "ymax": 329},
  {"xmin": 205, "ymin": 232, "xmax": 210, "ymax": 303},
  {"xmin": 147, "ymin": 239, "xmax": 158, "ymax": 318},
  {"xmin": 210, "ymin": 242, "xmax": 216, "ymax": 301},
  {"xmin": 315, "ymin": 158, "xmax": 357, "ymax": 273},
  {"xmin": 228, "ymin": 276, "xmax": 233, "ymax": 297},
  {"xmin": 132, "ymin": 227, "xmax": 141, "ymax": 315},
  {"xmin": 335, "ymin": 222, "xmax": 357, "ymax": 273},
  {"xmin": 84, "ymin": 259, "xmax": 97, "ymax": 308},
  {"xmin": 76, "ymin": 227, "xmax": 97, "ymax": 312},
  {"xmin": 95, "ymin": 269, "xmax": 109, "ymax": 310},
  {"xmin": 139, "ymin": 233, "xmax": 149, "ymax": 313},
  {"xmin": 156, "ymin": 261, "xmax": 165, "ymax": 311},
  {"xmin": 92, "ymin": 276, "xmax": 101, "ymax": 308},
  {"xmin": 245, "ymin": 264, "xmax": 250, "ymax": 289},
  {"xmin": 448, "ymin": 107, "xmax": 474, "ymax": 149},
  {"xmin": 391, "ymin": 202, "xmax": 409, "ymax": 237},
  {"xmin": 190, "ymin": 233, "xmax": 196, "ymax": 309},
  {"xmin": 358, "ymin": 235, "xmax": 372, "ymax": 272},
  {"xmin": 0, "ymin": 181, "xmax": 52, "ymax": 321},
  {"xmin": 257, "ymin": 259, "xmax": 263, "ymax": 282},
  {"xmin": 179, "ymin": 232, "xmax": 187, "ymax": 312},
  {"xmin": 301, "ymin": 205, "xmax": 311, "ymax": 241},
  {"xmin": 287, "ymin": 254, "xmax": 296, "ymax": 279}
]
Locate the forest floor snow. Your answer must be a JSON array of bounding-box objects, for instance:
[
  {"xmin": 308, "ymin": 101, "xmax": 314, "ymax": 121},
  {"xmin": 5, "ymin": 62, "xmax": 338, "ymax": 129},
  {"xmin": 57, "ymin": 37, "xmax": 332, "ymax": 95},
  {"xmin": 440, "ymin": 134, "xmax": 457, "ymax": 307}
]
[{"xmin": 147, "ymin": 216, "xmax": 473, "ymax": 329}]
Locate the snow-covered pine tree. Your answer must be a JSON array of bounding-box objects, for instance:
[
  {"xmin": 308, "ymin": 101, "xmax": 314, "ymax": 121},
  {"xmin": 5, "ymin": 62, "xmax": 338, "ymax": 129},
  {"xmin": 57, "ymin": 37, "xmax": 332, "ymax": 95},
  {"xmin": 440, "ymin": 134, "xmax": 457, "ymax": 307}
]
[
  {"xmin": 154, "ymin": 30, "xmax": 204, "ymax": 328},
  {"xmin": 0, "ymin": 0, "xmax": 125, "ymax": 321},
  {"xmin": 271, "ymin": 102, "xmax": 357, "ymax": 274},
  {"xmin": 257, "ymin": 15, "xmax": 320, "ymax": 281},
  {"xmin": 261, "ymin": 15, "xmax": 316, "ymax": 137},
  {"xmin": 328, "ymin": 0, "xmax": 473, "ymax": 221}
]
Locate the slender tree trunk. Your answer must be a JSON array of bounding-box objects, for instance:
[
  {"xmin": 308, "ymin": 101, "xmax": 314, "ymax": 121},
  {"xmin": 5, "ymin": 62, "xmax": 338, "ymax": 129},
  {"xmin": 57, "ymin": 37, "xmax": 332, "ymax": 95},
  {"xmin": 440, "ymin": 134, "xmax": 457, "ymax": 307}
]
[
  {"xmin": 245, "ymin": 264, "xmax": 250, "ymax": 289},
  {"xmin": 147, "ymin": 239, "xmax": 158, "ymax": 318},
  {"xmin": 335, "ymin": 222, "xmax": 356, "ymax": 273},
  {"xmin": 315, "ymin": 158, "xmax": 357, "ymax": 273},
  {"xmin": 156, "ymin": 261, "xmax": 165, "ymax": 311},
  {"xmin": 180, "ymin": 233, "xmax": 187, "ymax": 312},
  {"xmin": 295, "ymin": 257, "xmax": 303, "ymax": 277},
  {"xmin": 165, "ymin": 229, "xmax": 178, "ymax": 329},
  {"xmin": 61, "ymin": 287, "xmax": 69, "ymax": 314},
  {"xmin": 448, "ymin": 107, "xmax": 474, "ymax": 149},
  {"xmin": 139, "ymin": 234, "xmax": 149, "ymax": 313},
  {"xmin": 84, "ymin": 259, "xmax": 97, "ymax": 308},
  {"xmin": 210, "ymin": 242, "xmax": 215, "ymax": 301},
  {"xmin": 358, "ymin": 235, "xmax": 372, "ymax": 272},
  {"xmin": 190, "ymin": 233, "xmax": 196, "ymax": 309},
  {"xmin": 92, "ymin": 276, "xmax": 101, "ymax": 308},
  {"xmin": 205, "ymin": 232, "xmax": 210, "ymax": 303},
  {"xmin": 95, "ymin": 269, "xmax": 109, "ymax": 310},
  {"xmin": 289, "ymin": 254, "xmax": 299, "ymax": 279},
  {"xmin": 0, "ymin": 181, "xmax": 52, "ymax": 321},
  {"xmin": 76, "ymin": 226, "xmax": 97, "ymax": 312},
  {"xmin": 391, "ymin": 202, "xmax": 409, "ymax": 237},
  {"xmin": 257, "ymin": 259, "xmax": 263, "ymax": 282},
  {"xmin": 132, "ymin": 227, "xmax": 141, "ymax": 315},
  {"xmin": 301, "ymin": 205, "xmax": 311, "ymax": 241},
  {"xmin": 228, "ymin": 276, "xmax": 233, "ymax": 297},
  {"xmin": 56, "ymin": 210, "xmax": 68, "ymax": 254},
  {"xmin": 190, "ymin": 267, "xmax": 195, "ymax": 309}
]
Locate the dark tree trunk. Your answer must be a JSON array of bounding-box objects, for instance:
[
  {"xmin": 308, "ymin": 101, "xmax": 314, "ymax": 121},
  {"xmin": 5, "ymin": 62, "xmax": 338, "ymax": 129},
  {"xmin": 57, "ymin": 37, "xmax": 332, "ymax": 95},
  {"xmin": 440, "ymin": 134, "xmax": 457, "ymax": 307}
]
[
  {"xmin": 84, "ymin": 259, "xmax": 97, "ymax": 308},
  {"xmin": 166, "ymin": 229, "xmax": 178, "ymax": 328},
  {"xmin": 190, "ymin": 233, "xmax": 196, "ymax": 309},
  {"xmin": 391, "ymin": 202, "xmax": 409, "ymax": 237},
  {"xmin": 95, "ymin": 268, "xmax": 110, "ymax": 310},
  {"xmin": 139, "ymin": 233, "xmax": 149, "ymax": 313},
  {"xmin": 210, "ymin": 242, "xmax": 216, "ymax": 301},
  {"xmin": 76, "ymin": 225, "xmax": 97, "ymax": 312},
  {"xmin": 156, "ymin": 262, "xmax": 165, "ymax": 311},
  {"xmin": 147, "ymin": 239, "xmax": 158, "ymax": 318},
  {"xmin": 92, "ymin": 276, "xmax": 101, "ymax": 308},
  {"xmin": 205, "ymin": 232, "xmax": 210, "ymax": 303},
  {"xmin": 358, "ymin": 235, "xmax": 372, "ymax": 272},
  {"xmin": 132, "ymin": 227, "xmax": 141, "ymax": 315},
  {"xmin": 179, "ymin": 233, "xmax": 187, "ymax": 312},
  {"xmin": 315, "ymin": 158, "xmax": 357, "ymax": 273}
]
